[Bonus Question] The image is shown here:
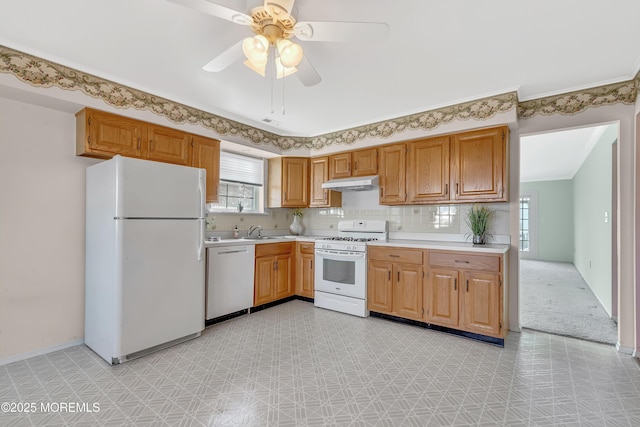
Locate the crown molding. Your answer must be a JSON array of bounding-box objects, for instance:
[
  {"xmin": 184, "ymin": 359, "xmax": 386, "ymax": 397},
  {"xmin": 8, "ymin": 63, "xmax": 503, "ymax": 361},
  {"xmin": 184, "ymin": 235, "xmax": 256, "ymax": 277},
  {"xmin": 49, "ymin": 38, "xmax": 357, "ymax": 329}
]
[{"xmin": 1, "ymin": 44, "xmax": 637, "ymax": 150}]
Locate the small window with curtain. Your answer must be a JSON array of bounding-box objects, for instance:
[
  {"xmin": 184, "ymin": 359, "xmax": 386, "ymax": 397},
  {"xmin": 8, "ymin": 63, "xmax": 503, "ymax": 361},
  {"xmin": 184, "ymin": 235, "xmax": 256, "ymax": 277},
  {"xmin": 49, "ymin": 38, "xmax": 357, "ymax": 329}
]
[{"xmin": 207, "ymin": 151, "xmax": 265, "ymax": 213}]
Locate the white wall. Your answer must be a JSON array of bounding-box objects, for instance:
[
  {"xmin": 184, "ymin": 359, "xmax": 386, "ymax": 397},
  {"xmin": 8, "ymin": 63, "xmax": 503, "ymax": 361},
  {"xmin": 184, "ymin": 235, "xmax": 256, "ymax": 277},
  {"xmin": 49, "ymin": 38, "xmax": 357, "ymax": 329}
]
[
  {"xmin": 573, "ymin": 126, "xmax": 616, "ymax": 315},
  {"xmin": 0, "ymin": 97, "xmax": 99, "ymax": 361}
]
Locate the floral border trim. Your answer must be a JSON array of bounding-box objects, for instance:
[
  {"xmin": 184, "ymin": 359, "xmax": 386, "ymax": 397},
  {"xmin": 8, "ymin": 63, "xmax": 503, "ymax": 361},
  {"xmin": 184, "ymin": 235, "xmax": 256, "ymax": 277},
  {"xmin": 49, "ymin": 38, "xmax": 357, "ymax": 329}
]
[
  {"xmin": 0, "ymin": 45, "xmax": 517, "ymax": 150},
  {"xmin": 310, "ymin": 93, "xmax": 517, "ymax": 149},
  {"xmin": 517, "ymin": 80, "xmax": 637, "ymax": 119},
  {"xmin": 0, "ymin": 45, "xmax": 308, "ymax": 150},
  {"xmin": 2, "ymin": 44, "xmax": 636, "ymax": 149}
]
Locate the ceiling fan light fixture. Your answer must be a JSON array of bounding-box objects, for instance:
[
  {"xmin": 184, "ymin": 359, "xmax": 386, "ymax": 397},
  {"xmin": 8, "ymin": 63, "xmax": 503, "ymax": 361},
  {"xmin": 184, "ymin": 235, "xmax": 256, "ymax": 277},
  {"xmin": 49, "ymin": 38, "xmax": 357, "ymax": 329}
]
[
  {"xmin": 243, "ymin": 58, "xmax": 267, "ymax": 77},
  {"xmin": 242, "ymin": 35, "xmax": 269, "ymax": 64},
  {"xmin": 276, "ymin": 38, "xmax": 303, "ymax": 68},
  {"xmin": 275, "ymin": 57, "xmax": 297, "ymax": 79}
]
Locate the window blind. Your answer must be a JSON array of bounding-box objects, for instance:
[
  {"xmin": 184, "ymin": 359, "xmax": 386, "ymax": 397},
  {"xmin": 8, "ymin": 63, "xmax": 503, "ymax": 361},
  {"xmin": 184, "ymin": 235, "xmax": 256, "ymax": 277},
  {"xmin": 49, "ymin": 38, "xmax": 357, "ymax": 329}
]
[{"xmin": 219, "ymin": 151, "xmax": 264, "ymax": 186}]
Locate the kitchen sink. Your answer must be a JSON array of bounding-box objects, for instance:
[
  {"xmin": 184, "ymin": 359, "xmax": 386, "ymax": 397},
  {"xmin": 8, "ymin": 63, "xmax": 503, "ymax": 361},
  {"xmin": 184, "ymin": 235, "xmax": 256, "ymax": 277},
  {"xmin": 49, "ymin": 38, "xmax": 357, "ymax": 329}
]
[{"xmin": 240, "ymin": 236, "xmax": 282, "ymax": 240}]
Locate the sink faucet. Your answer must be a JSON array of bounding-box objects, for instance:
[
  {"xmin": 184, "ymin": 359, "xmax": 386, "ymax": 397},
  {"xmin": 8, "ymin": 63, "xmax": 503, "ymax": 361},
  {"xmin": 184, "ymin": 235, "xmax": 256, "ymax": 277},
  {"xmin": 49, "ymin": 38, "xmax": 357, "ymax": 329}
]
[{"xmin": 248, "ymin": 225, "xmax": 263, "ymax": 238}]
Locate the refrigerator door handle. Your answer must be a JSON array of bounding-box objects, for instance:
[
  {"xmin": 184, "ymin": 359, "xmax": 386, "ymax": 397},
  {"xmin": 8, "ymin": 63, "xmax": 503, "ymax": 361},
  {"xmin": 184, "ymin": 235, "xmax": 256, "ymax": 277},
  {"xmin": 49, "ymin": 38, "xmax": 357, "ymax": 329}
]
[
  {"xmin": 198, "ymin": 219, "xmax": 204, "ymax": 261},
  {"xmin": 198, "ymin": 170, "xmax": 205, "ymax": 262}
]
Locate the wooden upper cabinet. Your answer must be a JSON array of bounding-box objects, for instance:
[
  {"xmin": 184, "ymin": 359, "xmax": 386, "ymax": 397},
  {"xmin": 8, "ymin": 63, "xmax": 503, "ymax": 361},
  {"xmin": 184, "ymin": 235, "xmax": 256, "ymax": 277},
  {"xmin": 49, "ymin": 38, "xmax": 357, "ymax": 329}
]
[
  {"xmin": 146, "ymin": 124, "xmax": 191, "ymax": 166},
  {"xmin": 76, "ymin": 108, "xmax": 144, "ymax": 158},
  {"xmin": 352, "ymin": 148, "xmax": 378, "ymax": 176},
  {"xmin": 329, "ymin": 152, "xmax": 352, "ymax": 179},
  {"xmin": 329, "ymin": 148, "xmax": 378, "ymax": 179},
  {"xmin": 310, "ymin": 156, "xmax": 341, "ymax": 208},
  {"xmin": 407, "ymin": 136, "xmax": 451, "ymax": 203},
  {"xmin": 451, "ymin": 126, "xmax": 507, "ymax": 202},
  {"xmin": 191, "ymin": 135, "xmax": 220, "ymax": 203},
  {"xmin": 283, "ymin": 157, "xmax": 309, "ymax": 207},
  {"xmin": 379, "ymin": 143, "xmax": 407, "ymax": 204},
  {"xmin": 268, "ymin": 157, "xmax": 309, "ymax": 208}
]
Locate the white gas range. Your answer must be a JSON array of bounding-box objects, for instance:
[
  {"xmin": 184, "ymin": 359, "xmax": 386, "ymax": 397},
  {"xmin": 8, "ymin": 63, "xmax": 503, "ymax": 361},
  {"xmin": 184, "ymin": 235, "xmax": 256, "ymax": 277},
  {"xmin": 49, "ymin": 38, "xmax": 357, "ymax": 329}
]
[{"xmin": 314, "ymin": 220, "xmax": 388, "ymax": 317}]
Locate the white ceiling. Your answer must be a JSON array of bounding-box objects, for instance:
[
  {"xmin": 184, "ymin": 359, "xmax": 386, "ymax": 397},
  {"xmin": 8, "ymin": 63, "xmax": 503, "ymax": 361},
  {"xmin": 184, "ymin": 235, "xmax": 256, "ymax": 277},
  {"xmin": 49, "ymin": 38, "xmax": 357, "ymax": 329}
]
[
  {"xmin": 0, "ymin": 0, "xmax": 639, "ymax": 137},
  {"xmin": 520, "ymin": 125, "xmax": 614, "ymax": 182}
]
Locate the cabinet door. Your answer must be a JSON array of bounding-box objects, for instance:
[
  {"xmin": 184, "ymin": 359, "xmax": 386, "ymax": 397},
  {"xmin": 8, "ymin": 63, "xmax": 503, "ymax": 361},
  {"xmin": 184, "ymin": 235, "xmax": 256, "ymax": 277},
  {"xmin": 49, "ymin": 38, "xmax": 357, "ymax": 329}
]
[
  {"xmin": 379, "ymin": 143, "xmax": 407, "ymax": 204},
  {"xmin": 451, "ymin": 126, "xmax": 506, "ymax": 201},
  {"xmin": 352, "ymin": 148, "xmax": 378, "ymax": 177},
  {"xmin": 297, "ymin": 252, "xmax": 314, "ymax": 298},
  {"xmin": 408, "ymin": 137, "xmax": 450, "ymax": 203},
  {"xmin": 191, "ymin": 135, "xmax": 220, "ymax": 203},
  {"xmin": 461, "ymin": 271, "xmax": 501, "ymax": 337},
  {"xmin": 282, "ymin": 157, "xmax": 309, "ymax": 207},
  {"xmin": 254, "ymin": 257, "xmax": 274, "ymax": 306},
  {"xmin": 274, "ymin": 254, "xmax": 293, "ymax": 300},
  {"xmin": 147, "ymin": 124, "xmax": 191, "ymax": 166},
  {"xmin": 425, "ymin": 268, "xmax": 459, "ymax": 328},
  {"xmin": 310, "ymin": 157, "xmax": 341, "ymax": 207},
  {"xmin": 329, "ymin": 152, "xmax": 352, "ymax": 179},
  {"xmin": 85, "ymin": 109, "xmax": 145, "ymax": 158},
  {"xmin": 394, "ymin": 263, "xmax": 423, "ymax": 321},
  {"xmin": 367, "ymin": 260, "xmax": 393, "ymax": 313}
]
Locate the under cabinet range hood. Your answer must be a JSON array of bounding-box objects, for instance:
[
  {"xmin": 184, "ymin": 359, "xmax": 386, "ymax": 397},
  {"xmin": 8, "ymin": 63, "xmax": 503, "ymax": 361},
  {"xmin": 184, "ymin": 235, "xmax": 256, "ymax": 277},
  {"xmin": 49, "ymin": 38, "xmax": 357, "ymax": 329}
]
[{"xmin": 321, "ymin": 175, "xmax": 379, "ymax": 192}]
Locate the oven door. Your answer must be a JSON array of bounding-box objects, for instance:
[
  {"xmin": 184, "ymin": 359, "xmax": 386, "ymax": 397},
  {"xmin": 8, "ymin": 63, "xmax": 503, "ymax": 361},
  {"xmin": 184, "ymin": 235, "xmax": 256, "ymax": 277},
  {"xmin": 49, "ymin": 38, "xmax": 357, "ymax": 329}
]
[{"xmin": 314, "ymin": 249, "xmax": 366, "ymax": 299}]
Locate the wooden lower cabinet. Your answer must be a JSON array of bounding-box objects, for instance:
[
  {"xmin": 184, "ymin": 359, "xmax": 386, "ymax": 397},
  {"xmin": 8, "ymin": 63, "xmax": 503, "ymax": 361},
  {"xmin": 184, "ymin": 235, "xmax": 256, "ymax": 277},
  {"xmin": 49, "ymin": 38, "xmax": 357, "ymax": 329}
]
[
  {"xmin": 296, "ymin": 242, "xmax": 315, "ymax": 298},
  {"xmin": 425, "ymin": 268, "xmax": 459, "ymax": 328},
  {"xmin": 461, "ymin": 270, "xmax": 502, "ymax": 337},
  {"xmin": 425, "ymin": 250, "xmax": 504, "ymax": 338},
  {"xmin": 254, "ymin": 243, "xmax": 294, "ymax": 306},
  {"xmin": 367, "ymin": 246, "xmax": 423, "ymax": 321}
]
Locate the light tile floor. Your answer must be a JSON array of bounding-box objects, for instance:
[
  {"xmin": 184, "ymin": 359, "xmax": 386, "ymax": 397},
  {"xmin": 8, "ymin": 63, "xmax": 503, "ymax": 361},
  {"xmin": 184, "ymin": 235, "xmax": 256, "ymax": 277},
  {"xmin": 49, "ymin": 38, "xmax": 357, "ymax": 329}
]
[{"xmin": 2, "ymin": 300, "xmax": 640, "ymax": 426}]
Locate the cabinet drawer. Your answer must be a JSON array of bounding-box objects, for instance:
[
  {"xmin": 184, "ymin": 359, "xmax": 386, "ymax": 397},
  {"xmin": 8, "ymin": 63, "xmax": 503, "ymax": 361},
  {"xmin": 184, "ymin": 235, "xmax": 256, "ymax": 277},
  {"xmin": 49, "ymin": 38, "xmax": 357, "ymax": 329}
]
[
  {"xmin": 428, "ymin": 251, "xmax": 500, "ymax": 272},
  {"xmin": 255, "ymin": 242, "xmax": 293, "ymax": 257},
  {"xmin": 298, "ymin": 242, "xmax": 315, "ymax": 254},
  {"xmin": 368, "ymin": 246, "xmax": 423, "ymax": 264}
]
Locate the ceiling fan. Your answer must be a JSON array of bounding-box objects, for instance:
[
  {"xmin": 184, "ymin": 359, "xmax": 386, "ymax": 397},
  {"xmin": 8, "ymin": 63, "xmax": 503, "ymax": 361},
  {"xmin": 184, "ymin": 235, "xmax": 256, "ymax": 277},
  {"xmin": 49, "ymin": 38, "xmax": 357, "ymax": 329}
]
[{"xmin": 167, "ymin": 0, "xmax": 390, "ymax": 86}]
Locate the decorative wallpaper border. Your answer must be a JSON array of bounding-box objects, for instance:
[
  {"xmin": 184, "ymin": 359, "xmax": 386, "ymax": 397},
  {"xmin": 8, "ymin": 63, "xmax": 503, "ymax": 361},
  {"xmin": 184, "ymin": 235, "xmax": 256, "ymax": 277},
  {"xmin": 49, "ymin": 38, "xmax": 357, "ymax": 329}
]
[
  {"xmin": 0, "ymin": 44, "xmax": 637, "ymax": 149},
  {"xmin": 517, "ymin": 80, "xmax": 637, "ymax": 119},
  {"xmin": 309, "ymin": 93, "xmax": 517, "ymax": 149}
]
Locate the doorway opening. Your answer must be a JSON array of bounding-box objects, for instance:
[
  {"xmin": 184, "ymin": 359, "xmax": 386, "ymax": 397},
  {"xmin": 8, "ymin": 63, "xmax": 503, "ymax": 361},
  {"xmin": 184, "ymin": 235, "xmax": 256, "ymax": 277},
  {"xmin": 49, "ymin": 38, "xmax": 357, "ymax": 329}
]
[{"xmin": 518, "ymin": 124, "xmax": 618, "ymax": 345}]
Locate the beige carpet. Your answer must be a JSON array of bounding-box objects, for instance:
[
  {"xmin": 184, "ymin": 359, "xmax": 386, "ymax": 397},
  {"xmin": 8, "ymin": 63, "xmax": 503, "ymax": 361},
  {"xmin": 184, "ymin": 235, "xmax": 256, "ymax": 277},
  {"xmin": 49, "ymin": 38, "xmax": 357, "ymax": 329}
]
[{"xmin": 519, "ymin": 259, "xmax": 618, "ymax": 345}]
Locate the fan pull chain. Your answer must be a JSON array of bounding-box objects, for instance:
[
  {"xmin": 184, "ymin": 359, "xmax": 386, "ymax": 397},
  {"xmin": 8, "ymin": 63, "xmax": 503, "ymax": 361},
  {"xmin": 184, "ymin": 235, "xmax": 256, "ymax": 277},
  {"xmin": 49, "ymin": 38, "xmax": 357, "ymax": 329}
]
[
  {"xmin": 270, "ymin": 45, "xmax": 276, "ymax": 114},
  {"xmin": 282, "ymin": 71, "xmax": 285, "ymax": 115}
]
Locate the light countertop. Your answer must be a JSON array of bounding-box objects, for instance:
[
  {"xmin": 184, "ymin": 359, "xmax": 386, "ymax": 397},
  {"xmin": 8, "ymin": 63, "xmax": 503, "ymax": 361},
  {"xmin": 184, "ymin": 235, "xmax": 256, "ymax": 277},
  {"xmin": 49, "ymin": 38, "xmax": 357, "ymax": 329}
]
[
  {"xmin": 205, "ymin": 236, "xmax": 509, "ymax": 253},
  {"xmin": 368, "ymin": 239, "xmax": 510, "ymax": 254}
]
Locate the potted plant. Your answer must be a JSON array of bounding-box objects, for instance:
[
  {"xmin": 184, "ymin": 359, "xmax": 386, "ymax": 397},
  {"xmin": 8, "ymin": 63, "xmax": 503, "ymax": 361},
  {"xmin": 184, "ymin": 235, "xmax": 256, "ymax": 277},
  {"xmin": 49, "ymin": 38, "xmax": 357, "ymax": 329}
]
[
  {"xmin": 289, "ymin": 208, "xmax": 304, "ymax": 235},
  {"xmin": 465, "ymin": 204, "xmax": 494, "ymax": 245}
]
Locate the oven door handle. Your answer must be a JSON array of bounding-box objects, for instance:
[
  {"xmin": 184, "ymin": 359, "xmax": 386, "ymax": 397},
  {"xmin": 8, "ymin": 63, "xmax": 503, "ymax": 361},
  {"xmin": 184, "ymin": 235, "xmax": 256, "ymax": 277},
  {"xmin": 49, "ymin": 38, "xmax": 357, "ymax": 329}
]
[{"xmin": 315, "ymin": 250, "xmax": 366, "ymax": 261}]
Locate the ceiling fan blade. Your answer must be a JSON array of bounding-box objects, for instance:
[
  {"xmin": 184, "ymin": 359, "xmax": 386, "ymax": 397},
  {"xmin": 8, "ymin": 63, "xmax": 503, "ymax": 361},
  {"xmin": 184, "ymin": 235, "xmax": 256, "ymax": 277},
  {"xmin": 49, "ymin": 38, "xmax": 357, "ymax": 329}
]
[
  {"xmin": 202, "ymin": 40, "xmax": 245, "ymax": 72},
  {"xmin": 295, "ymin": 56, "xmax": 321, "ymax": 87},
  {"xmin": 165, "ymin": 0, "xmax": 253, "ymax": 25},
  {"xmin": 294, "ymin": 21, "xmax": 390, "ymax": 43}
]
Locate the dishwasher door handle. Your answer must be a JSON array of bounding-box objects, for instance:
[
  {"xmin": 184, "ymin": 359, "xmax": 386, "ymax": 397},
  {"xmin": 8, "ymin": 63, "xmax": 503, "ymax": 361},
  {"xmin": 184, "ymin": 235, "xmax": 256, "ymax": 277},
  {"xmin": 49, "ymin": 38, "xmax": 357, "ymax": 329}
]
[{"xmin": 217, "ymin": 249, "xmax": 249, "ymax": 255}]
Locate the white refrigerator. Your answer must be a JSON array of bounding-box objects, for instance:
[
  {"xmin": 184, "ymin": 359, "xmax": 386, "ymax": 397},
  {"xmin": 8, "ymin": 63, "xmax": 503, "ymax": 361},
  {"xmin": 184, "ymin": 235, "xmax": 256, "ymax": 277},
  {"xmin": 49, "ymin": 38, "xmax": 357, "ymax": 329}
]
[{"xmin": 85, "ymin": 155, "xmax": 206, "ymax": 364}]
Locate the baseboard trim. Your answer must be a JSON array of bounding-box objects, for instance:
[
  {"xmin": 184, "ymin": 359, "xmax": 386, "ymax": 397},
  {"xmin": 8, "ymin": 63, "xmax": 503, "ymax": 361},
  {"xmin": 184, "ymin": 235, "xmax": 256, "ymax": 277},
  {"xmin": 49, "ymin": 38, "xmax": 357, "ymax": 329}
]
[
  {"xmin": 0, "ymin": 339, "xmax": 84, "ymax": 366},
  {"xmin": 616, "ymin": 341, "xmax": 634, "ymax": 355},
  {"xmin": 369, "ymin": 311, "xmax": 504, "ymax": 347}
]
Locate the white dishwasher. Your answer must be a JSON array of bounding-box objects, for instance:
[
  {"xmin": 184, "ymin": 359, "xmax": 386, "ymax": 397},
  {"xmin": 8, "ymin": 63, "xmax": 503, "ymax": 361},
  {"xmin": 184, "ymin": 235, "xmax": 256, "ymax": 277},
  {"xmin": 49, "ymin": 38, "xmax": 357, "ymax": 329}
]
[{"xmin": 206, "ymin": 245, "xmax": 255, "ymax": 321}]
